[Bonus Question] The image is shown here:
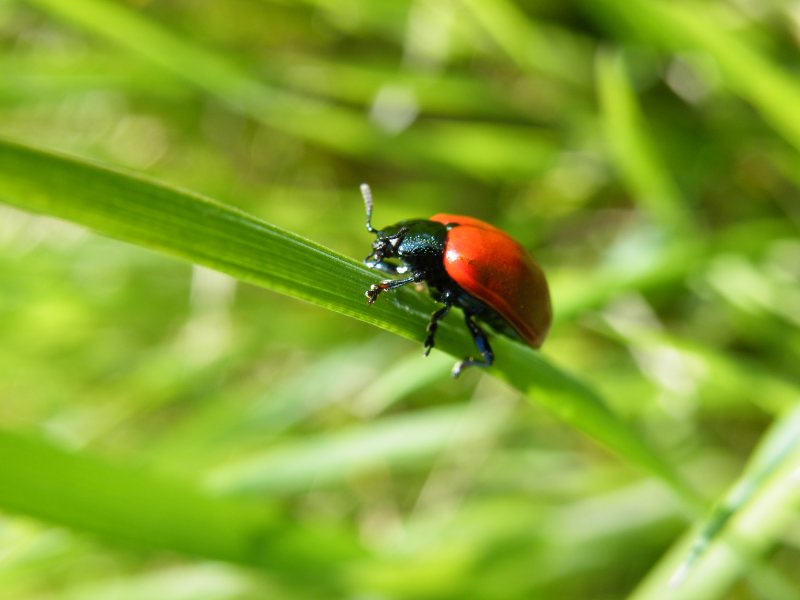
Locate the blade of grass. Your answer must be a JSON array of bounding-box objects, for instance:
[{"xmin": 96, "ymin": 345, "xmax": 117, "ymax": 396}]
[
  {"xmin": 553, "ymin": 229, "xmax": 700, "ymax": 325},
  {"xmin": 459, "ymin": 0, "xmax": 592, "ymax": 87},
  {"xmin": 27, "ymin": 0, "xmax": 556, "ymax": 181},
  {"xmin": 552, "ymin": 217, "xmax": 795, "ymax": 326},
  {"xmin": 593, "ymin": 319, "xmax": 798, "ymax": 417},
  {"xmin": 53, "ymin": 564, "xmax": 257, "ymax": 600},
  {"xmin": 205, "ymin": 404, "xmax": 502, "ymax": 496},
  {"xmin": 0, "ymin": 138, "xmax": 701, "ymax": 510},
  {"xmin": 588, "ymin": 0, "xmax": 800, "ymax": 154},
  {"xmin": 0, "ymin": 428, "xmax": 362, "ymax": 591},
  {"xmin": 596, "ymin": 50, "xmax": 694, "ymax": 232},
  {"xmin": 631, "ymin": 404, "xmax": 800, "ymax": 600}
]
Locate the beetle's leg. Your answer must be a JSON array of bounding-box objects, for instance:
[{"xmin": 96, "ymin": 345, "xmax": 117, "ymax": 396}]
[
  {"xmin": 423, "ymin": 290, "xmax": 453, "ymax": 356},
  {"xmin": 451, "ymin": 313, "xmax": 494, "ymax": 378},
  {"xmin": 366, "ymin": 271, "xmax": 424, "ymax": 304},
  {"xmin": 423, "ymin": 302, "xmax": 452, "ymax": 356}
]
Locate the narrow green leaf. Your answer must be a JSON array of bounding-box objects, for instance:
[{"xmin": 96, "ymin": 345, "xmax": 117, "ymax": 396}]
[
  {"xmin": 596, "ymin": 50, "xmax": 693, "ymax": 232},
  {"xmin": 0, "ymin": 428, "xmax": 362, "ymax": 587},
  {"xmin": 0, "ymin": 138, "xmax": 700, "ymax": 510},
  {"xmin": 0, "ymin": 137, "xmax": 428, "ymax": 340},
  {"xmin": 459, "ymin": 0, "xmax": 592, "ymax": 87},
  {"xmin": 589, "ymin": 0, "xmax": 800, "ymax": 154},
  {"xmin": 27, "ymin": 0, "xmax": 555, "ymax": 180},
  {"xmin": 631, "ymin": 404, "xmax": 800, "ymax": 600},
  {"xmin": 206, "ymin": 404, "xmax": 502, "ymax": 495}
]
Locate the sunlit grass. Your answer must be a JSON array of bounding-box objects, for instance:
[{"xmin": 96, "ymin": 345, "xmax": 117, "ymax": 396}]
[{"xmin": 0, "ymin": 1, "xmax": 798, "ymax": 598}]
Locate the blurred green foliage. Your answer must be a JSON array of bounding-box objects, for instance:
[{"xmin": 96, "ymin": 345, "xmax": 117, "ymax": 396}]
[{"xmin": 0, "ymin": 1, "xmax": 798, "ymax": 599}]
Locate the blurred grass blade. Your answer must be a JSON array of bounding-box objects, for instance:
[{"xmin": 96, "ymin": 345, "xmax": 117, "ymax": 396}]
[
  {"xmin": 631, "ymin": 404, "xmax": 800, "ymax": 600},
  {"xmin": 206, "ymin": 404, "xmax": 501, "ymax": 496},
  {"xmin": 594, "ymin": 319, "xmax": 798, "ymax": 417},
  {"xmin": 596, "ymin": 50, "xmax": 692, "ymax": 232},
  {"xmin": 54, "ymin": 565, "xmax": 257, "ymax": 600},
  {"xmin": 27, "ymin": 0, "xmax": 555, "ymax": 180},
  {"xmin": 0, "ymin": 138, "xmax": 700, "ymax": 509},
  {"xmin": 459, "ymin": 0, "xmax": 591, "ymax": 87},
  {"xmin": 553, "ymin": 234, "xmax": 701, "ymax": 325},
  {"xmin": 0, "ymin": 428, "xmax": 362, "ymax": 588},
  {"xmin": 674, "ymin": 405, "xmax": 800, "ymax": 584},
  {"xmin": 554, "ymin": 218, "xmax": 796, "ymax": 325},
  {"xmin": 589, "ymin": 0, "xmax": 800, "ymax": 154},
  {"xmin": 497, "ymin": 346, "xmax": 701, "ymax": 510}
]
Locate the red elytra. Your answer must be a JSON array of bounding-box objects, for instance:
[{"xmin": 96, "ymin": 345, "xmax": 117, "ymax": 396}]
[{"xmin": 430, "ymin": 213, "xmax": 552, "ymax": 348}]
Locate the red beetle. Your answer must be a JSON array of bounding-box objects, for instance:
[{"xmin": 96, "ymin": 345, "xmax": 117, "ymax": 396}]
[{"xmin": 361, "ymin": 184, "xmax": 552, "ymax": 377}]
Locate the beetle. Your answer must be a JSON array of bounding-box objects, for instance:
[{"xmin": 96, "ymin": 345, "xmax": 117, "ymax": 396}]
[{"xmin": 360, "ymin": 183, "xmax": 552, "ymax": 377}]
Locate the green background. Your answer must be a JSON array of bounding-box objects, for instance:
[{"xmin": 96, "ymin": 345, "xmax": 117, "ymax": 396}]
[{"xmin": 0, "ymin": 1, "xmax": 798, "ymax": 598}]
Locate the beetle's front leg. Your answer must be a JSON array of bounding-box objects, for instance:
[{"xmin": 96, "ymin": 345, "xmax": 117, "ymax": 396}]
[{"xmin": 366, "ymin": 271, "xmax": 424, "ymax": 304}]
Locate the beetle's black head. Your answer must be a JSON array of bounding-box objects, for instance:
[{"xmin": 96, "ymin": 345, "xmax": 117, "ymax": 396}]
[
  {"xmin": 360, "ymin": 183, "xmax": 447, "ymax": 272},
  {"xmin": 365, "ymin": 222, "xmax": 408, "ymax": 266}
]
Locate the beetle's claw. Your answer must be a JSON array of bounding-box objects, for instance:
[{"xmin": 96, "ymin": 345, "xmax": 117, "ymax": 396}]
[
  {"xmin": 423, "ymin": 333, "xmax": 434, "ymax": 356},
  {"xmin": 366, "ymin": 285, "xmax": 381, "ymax": 304}
]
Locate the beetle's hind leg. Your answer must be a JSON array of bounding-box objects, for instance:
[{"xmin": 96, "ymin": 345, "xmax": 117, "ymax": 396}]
[{"xmin": 451, "ymin": 312, "xmax": 494, "ymax": 378}]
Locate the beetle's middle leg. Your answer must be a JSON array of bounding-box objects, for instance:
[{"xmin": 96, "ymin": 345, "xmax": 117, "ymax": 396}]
[{"xmin": 423, "ymin": 302, "xmax": 452, "ymax": 356}]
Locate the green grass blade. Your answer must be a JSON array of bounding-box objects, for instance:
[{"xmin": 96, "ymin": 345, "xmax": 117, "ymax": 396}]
[
  {"xmin": 0, "ymin": 138, "xmax": 701, "ymax": 510},
  {"xmin": 596, "ymin": 50, "xmax": 693, "ymax": 232},
  {"xmin": 459, "ymin": 0, "xmax": 591, "ymax": 87},
  {"xmin": 206, "ymin": 404, "xmax": 503, "ymax": 496},
  {"xmin": 0, "ymin": 137, "xmax": 429, "ymax": 341},
  {"xmin": 26, "ymin": 0, "xmax": 555, "ymax": 180},
  {"xmin": 0, "ymin": 428, "xmax": 362, "ymax": 589},
  {"xmin": 589, "ymin": 0, "xmax": 800, "ymax": 154},
  {"xmin": 631, "ymin": 404, "xmax": 800, "ymax": 600}
]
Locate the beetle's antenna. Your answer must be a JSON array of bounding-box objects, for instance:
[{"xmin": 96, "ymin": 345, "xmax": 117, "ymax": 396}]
[{"xmin": 361, "ymin": 183, "xmax": 378, "ymax": 233}]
